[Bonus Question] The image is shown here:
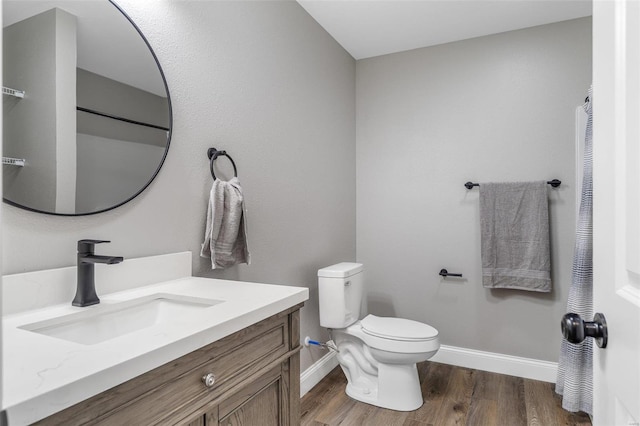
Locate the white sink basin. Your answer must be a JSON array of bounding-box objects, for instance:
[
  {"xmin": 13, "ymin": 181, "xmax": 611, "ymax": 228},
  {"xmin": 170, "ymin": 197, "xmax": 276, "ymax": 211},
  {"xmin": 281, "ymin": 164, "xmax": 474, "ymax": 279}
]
[{"xmin": 19, "ymin": 294, "xmax": 224, "ymax": 345}]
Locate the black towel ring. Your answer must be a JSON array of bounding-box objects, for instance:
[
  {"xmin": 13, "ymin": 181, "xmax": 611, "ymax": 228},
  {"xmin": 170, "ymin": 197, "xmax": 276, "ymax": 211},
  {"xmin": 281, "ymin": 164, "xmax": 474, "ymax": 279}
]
[{"xmin": 207, "ymin": 147, "xmax": 238, "ymax": 180}]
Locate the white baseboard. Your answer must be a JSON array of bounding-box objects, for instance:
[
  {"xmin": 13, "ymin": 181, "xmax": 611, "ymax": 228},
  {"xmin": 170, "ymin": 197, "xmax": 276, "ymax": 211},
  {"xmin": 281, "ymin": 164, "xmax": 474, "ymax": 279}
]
[
  {"xmin": 430, "ymin": 344, "xmax": 558, "ymax": 383},
  {"xmin": 299, "ymin": 345, "xmax": 557, "ymax": 396},
  {"xmin": 300, "ymin": 351, "xmax": 339, "ymax": 397}
]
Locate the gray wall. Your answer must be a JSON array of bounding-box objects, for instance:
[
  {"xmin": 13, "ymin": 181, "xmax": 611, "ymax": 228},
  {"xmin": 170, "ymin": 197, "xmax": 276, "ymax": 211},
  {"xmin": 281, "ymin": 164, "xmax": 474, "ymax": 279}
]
[
  {"xmin": 3, "ymin": 9, "xmax": 77, "ymax": 213},
  {"xmin": 54, "ymin": 10, "xmax": 77, "ymax": 214},
  {"xmin": 356, "ymin": 18, "xmax": 591, "ymax": 361},
  {"xmin": 76, "ymin": 68, "xmax": 170, "ymax": 213},
  {"xmin": 77, "ymin": 68, "xmax": 169, "ymax": 147},
  {"xmin": 75, "ymin": 134, "xmax": 165, "ymax": 213},
  {"xmin": 2, "ymin": 1, "xmax": 356, "ymax": 372},
  {"xmin": 2, "ymin": 2, "xmax": 590, "ymax": 371}
]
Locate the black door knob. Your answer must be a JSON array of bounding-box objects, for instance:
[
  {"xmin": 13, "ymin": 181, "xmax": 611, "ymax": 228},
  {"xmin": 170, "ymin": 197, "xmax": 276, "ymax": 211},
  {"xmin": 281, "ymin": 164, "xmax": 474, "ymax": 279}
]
[{"xmin": 561, "ymin": 312, "xmax": 608, "ymax": 348}]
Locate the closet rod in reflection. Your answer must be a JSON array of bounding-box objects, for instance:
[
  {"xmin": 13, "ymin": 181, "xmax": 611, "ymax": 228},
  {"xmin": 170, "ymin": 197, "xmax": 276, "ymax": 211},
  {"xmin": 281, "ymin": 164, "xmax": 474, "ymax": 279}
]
[
  {"xmin": 464, "ymin": 179, "xmax": 561, "ymax": 190},
  {"xmin": 77, "ymin": 107, "xmax": 170, "ymax": 131}
]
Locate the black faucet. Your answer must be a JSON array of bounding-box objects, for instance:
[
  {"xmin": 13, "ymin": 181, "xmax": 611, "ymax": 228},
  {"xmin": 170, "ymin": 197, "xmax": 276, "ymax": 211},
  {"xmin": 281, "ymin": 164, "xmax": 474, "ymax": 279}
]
[{"xmin": 73, "ymin": 240, "xmax": 124, "ymax": 307}]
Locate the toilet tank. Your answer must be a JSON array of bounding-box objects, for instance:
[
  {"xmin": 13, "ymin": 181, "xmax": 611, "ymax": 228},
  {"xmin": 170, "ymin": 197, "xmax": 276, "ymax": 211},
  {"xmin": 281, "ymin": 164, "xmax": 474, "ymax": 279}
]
[{"xmin": 318, "ymin": 262, "xmax": 363, "ymax": 329}]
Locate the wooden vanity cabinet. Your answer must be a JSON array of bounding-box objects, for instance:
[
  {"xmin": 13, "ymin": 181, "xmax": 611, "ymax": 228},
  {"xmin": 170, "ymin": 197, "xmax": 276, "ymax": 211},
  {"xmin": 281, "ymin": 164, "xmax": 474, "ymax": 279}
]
[{"xmin": 36, "ymin": 305, "xmax": 302, "ymax": 426}]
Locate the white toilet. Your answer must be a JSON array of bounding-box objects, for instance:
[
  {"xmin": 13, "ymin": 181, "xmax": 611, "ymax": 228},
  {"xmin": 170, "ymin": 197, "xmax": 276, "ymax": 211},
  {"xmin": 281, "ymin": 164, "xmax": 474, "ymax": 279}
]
[{"xmin": 318, "ymin": 262, "xmax": 440, "ymax": 412}]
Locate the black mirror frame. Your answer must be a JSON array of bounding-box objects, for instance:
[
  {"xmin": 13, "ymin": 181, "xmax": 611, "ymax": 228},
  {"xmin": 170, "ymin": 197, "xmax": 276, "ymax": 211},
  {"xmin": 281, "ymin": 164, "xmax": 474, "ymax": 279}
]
[{"xmin": 3, "ymin": 0, "xmax": 173, "ymax": 216}]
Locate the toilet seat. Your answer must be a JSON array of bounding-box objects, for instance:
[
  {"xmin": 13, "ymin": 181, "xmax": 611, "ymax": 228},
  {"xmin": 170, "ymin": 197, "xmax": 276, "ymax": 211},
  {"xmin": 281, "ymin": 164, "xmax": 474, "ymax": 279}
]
[
  {"xmin": 361, "ymin": 315, "xmax": 438, "ymax": 342},
  {"xmin": 344, "ymin": 316, "xmax": 440, "ymax": 354}
]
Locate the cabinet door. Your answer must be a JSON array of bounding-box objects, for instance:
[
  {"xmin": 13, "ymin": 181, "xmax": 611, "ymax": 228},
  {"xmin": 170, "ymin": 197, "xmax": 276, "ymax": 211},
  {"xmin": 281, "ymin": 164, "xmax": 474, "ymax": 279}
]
[
  {"xmin": 185, "ymin": 378, "xmax": 281, "ymax": 426},
  {"xmin": 216, "ymin": 366, "xmax": 283, "ymax": 426},
  {"xmin": 218, "ymin": 380, "xmax": 280, "ymax": 426},
  {"xmin": 185, "ymin": 416, "xmax": 206, "ymax": 426}
]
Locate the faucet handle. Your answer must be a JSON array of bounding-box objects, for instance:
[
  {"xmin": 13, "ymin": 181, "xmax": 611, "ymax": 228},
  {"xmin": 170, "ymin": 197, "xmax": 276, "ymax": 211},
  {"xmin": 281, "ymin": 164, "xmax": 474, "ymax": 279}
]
[{"xmin": 78, "ymin": 239, "xmax": 111, "ymax": 253}]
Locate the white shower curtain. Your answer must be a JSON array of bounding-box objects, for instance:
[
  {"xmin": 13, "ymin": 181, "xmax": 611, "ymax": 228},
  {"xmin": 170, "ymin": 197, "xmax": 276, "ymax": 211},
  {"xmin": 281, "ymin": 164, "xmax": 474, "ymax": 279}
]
[{"xmin": 555, "ymin": 87, "xmax": 593, "ymax": 414}]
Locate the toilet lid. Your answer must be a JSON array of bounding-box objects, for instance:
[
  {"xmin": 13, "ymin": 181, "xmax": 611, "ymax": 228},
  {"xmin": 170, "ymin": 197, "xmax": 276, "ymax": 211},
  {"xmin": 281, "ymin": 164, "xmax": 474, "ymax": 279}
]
[{"xmin": 360, "ymin": 315, "xmax": 438, "ymax": 341}]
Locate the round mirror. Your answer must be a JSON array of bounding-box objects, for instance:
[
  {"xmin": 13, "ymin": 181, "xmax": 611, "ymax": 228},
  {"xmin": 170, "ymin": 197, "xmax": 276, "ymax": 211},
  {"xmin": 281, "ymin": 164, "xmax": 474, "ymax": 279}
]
[{"xmin": 2, "ymin": 0, "xmax": 171, "ymax": 215}]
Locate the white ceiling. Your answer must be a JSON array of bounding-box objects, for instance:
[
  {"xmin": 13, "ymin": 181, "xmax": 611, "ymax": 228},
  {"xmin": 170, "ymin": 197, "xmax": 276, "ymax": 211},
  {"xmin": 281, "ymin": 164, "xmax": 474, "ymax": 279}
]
[{"xmin": 297, "ymin": 0, "xmax": 593, "ymax": 60}]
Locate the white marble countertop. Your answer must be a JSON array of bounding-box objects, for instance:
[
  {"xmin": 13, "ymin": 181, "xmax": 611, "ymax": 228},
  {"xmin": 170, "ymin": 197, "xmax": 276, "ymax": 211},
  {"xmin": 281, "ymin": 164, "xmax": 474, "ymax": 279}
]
[{"xmin": 2, "ymin": 275, "xmax": 308, "ymax": 424}]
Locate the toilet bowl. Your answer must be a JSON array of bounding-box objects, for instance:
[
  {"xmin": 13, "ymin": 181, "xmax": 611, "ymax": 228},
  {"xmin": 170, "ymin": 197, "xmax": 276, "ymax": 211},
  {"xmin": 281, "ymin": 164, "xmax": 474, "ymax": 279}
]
[{"xmin": 318, "ymin": 263, "xmax": 440, "ymax": 411}]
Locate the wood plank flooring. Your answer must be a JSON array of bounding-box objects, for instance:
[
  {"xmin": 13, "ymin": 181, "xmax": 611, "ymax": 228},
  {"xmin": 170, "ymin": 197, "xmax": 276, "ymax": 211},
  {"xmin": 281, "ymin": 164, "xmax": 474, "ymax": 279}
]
[{"xmin": 300, "ymin": 362, "xmax": 591, "ymax": 426}]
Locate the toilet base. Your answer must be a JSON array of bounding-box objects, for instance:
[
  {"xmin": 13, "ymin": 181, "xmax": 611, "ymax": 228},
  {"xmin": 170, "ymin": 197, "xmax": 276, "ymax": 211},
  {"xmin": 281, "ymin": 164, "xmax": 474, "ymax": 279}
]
[
  {"xmin": 341, "ymin": 363, "xmax": 424, "ymax": 412},
  {"xmin": 330, "ymin": 322, "xmax": 439, "ymax": 412}
]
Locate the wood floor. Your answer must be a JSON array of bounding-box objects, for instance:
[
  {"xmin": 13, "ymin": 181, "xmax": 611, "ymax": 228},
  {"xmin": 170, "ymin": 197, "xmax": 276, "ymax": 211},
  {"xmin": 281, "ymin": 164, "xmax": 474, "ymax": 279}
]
[{"xmin": 300, "ymin": 362, "xmax": 592, "ymax": 426}]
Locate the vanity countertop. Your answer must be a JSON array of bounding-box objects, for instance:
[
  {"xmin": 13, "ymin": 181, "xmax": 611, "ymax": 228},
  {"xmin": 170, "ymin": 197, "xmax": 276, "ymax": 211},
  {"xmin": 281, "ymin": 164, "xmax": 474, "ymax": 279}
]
[{"xmin": 2, "ymin": 276, "xmax": 308, "ymax": 424}]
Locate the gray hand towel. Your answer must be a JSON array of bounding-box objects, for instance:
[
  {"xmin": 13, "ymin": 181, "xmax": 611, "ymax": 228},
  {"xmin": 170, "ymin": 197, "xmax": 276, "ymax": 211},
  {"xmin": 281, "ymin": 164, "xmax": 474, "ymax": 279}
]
[
  {"xmin": 479, "ymin": 181, "xmax": 551, "ymax": 292},
  {"xmin": 200, "ymin": 177, "xmax": 250, "ymax": 269}
]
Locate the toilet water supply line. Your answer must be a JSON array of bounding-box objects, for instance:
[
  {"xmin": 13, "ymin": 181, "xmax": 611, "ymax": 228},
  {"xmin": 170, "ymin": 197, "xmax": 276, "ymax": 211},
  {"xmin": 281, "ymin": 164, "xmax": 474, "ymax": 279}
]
[
  {"xmin": 305, "ymin": 336, "xmax": 378, "ymax": 376},
  {"xmin": 304, "ymin": 337, "xmax": 339, "ymax": 352}
]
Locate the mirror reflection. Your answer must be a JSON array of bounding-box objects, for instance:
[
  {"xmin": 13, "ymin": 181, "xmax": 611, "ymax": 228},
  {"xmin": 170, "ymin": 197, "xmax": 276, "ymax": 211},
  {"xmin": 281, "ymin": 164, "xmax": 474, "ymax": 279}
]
[{"xmin": 2, "ymin": 0, "xmax": 171, "ymax": 215}]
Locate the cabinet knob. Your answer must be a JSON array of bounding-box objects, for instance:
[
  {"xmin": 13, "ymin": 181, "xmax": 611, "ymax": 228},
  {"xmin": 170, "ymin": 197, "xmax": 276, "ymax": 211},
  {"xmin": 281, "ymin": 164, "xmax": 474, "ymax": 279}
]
[{"xmin": 201, "ymin": 373, "xmax": 216, "ymax": 388}]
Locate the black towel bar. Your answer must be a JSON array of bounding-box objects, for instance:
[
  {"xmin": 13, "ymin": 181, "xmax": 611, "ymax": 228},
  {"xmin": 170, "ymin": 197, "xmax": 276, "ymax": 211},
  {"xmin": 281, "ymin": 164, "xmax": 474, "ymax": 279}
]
[
  {"xmin": 439, "ymin": 269, "xmax": 463, "ymax": 278},
  {"xmin": 464, "ymin": 179, "xmax": 561, "ymax": 190},
  {"xmin": 208, "ymin": 147, "xmax": 237, "ymax": 180}
]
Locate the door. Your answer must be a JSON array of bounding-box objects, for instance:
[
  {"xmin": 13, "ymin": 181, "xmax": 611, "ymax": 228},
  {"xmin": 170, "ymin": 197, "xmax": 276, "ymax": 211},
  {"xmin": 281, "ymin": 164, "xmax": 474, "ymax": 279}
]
[{"xmin": 593, "ymin": 0, "xmax": 640, "ymax": 424}]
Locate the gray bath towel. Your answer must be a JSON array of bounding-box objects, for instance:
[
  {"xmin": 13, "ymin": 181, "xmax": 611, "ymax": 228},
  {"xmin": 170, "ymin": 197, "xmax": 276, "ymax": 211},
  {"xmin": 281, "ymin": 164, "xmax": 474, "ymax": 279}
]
[
  {"xmin": 200, "ymin": 177, "xmax": 250, "ymax": 269},
  {"xmin": 479, "ymin": 181, "xmax": 551, "ymax": 292}
]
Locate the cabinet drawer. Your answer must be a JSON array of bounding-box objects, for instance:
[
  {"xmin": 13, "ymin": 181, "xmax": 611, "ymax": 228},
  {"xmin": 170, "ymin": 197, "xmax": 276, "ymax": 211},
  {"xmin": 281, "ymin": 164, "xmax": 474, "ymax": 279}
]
[{"xmin": 199, "ymin": 323, "xmax": 287, "ymax": 394}]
